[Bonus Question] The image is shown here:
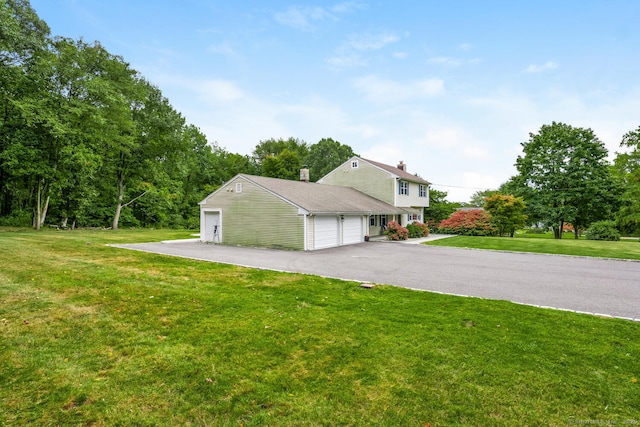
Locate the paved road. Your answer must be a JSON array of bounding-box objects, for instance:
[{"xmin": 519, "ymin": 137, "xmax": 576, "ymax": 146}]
[{"xmin": 113, "ymin": 240, "xmax": 640, "ymax": 321}]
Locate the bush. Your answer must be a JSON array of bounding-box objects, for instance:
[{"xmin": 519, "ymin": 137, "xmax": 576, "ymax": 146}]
[
  {"xmin": 438, "ymin": 209, "xmax": 496, "ymax": 236},
  {"xmin": 385, "ymin": 221, "xmax": 409, "ymax": 240},
  {"xmin": 585, "ymin": 220, "xmax": 620, "ymax": 241},
  {"xmin": 0, "ymin": 210, "xmax": 32, "ymax": 227},
  {"xmin": 406, "ymin": 222, "xmax": 430, "ymax": 238}
]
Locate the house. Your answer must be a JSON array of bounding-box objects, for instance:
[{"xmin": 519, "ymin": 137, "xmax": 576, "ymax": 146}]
[
  {"xmin": 199, "ymin": 158, "xmax": 430, "ymax": 250},
  {"xmin": 318, "ymin": 157, "xmax": 430, "ymax": 236}
]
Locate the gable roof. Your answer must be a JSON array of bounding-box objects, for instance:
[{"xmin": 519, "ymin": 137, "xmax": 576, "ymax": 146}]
[
  {"xmin": 361, "ymin": 158, "xmax": 431, "ymax": 185},
  {"xmin": 206, "ymin": 174, "xmax": 407, "ymax": 215}
]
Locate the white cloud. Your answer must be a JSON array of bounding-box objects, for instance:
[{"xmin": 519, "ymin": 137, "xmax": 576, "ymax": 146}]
[
  {"xmin": 354, "ymin": 75, "xmax": 445, "ymax": 102},
  {"xmin": 428, "ymin": 56, "xmax": 481, "ymax": 67},
  {"xmin": 327, "ymin": 53, "xmax": 367, "ymax": 68},
  {"xmin": 330, "ymin": 2, "xmax": 366, "ymax": 14},
  {"xmin": 458, "ymin": 43, "xmax": 472, "ymax": 51},
  {"xmin": 428, "ymin": 56, "xmax": 463, "ymax": 66},
  {"xmin": 274, "ymin": 3, "xmax": 362, "ymax": 31},
  {"xmin": 328, "ymin": 31, "xmax": 401, "ymax": 69},
  {"xmin": 525, "ymin": 61, "xmax": 558, "ymax": 73},
  {"xmin": 348, "ymin": 32, "xmax": 399, "ymax": 50},
  {"xmin": 462, "ymin": 146, "xmax": 490, "ymax": 160},
  {"xmin": 274, "ymin": 6, "xmax": 335, "ymax": 31},
  {"xmin": 199, "ymin": 80, "xmax": 244, "ymax": 102},
  {"xmin": 208, "ymin": 42, "xmax": 235, "ymax": 56}
]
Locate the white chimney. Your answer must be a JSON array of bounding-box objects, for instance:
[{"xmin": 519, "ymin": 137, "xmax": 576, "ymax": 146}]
[{"xmin": 300, "ymin": 167, "xmax": 310, "ymax": 182}]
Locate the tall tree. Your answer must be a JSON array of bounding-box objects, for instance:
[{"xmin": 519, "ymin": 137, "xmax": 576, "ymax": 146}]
[
  {"xmin": 515, "ymin": 122, "xmax": 615, "ymax": 239},
  {"xmin": 613, "ymin": 125, "xmax": 640, "ymax": 235},
  {"xmin": 252, "ymin": 137, "xmax": 308, "ymax": 179},
  {"xmin": 0, "ymin": 0, "xmax": 50, "ymax": 222},
  {"xmin": 305, "ymin": 137, "xmax": 357, "ymax": 181}
]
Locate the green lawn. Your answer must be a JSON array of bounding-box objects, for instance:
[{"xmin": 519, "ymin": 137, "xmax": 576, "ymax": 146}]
[
  {"xmin": 426, "ymin": 232, "xmax": 640, "ymax": 260},
  {"xmin": 1, "ymin": 229, "xmax": 639, "ymax": 426}
]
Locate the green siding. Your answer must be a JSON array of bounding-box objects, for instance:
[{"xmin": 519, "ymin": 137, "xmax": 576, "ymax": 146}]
[
  {"xmin": 321, "ymin": 159, "xmax": 395, "ymax": 205},
  {"xmin": 201, "ymin": 177, "xmax": 304, "ymax": 250}
]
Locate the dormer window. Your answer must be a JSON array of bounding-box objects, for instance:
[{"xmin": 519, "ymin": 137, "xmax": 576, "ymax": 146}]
[
  {"xmin": 399, "ymin": 180, "xmax": 409, "ymax": 195},
  {"xmin": 351, "ymin": 160, "xmax": 359, "ymax": 168}
]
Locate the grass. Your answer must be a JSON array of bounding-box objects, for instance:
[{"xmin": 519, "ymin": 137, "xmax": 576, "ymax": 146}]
[
  {"xmin": 1, "ymin": 228, "xmax": 639, "ymax": 426},
  {"xmin": 426, "ymin": 232, "xmax": 640, "ymax": 260}
]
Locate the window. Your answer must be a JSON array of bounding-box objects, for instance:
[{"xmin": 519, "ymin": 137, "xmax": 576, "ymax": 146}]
[
  {"xmin": 380, "ymin": 215, "xmax": 388, "ymax": 228},
  {"xmin": 351, "ymin": 160, "xmax": 359, "ymax": 168},
  {"xmin": 235, "ymin": 183, "xmax": 242, "ymax": 193},
  {"xmin": 399, "ymin": 180, "xmax": 409, "ymax": 195},
  {"xmin": 369, "ymin": 215, "xmax": 377, "ymax": 226},
  {"xmin": 419, "ymin": 184, "xmax": 428, "ymax": 198}
]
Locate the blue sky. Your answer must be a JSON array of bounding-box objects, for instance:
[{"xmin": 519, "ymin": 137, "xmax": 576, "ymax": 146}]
[{"xmin": 31, "ymin": 0, "xmax": 640, "ymax": 202}]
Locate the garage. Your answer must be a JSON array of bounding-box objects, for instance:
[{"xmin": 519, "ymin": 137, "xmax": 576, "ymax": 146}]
[
  {"xmin": 314, "ymin": 215, "xmax": 340, "ymax": 249},
  {"xmin": 342, "ymin": 216, "xmax": 363, "ymax": 245}
]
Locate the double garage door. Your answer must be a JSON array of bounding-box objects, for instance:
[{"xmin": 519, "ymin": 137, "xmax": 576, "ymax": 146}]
[{"xmin": 314, "ymin": 215, "xmax": 363, "ymax": 250}]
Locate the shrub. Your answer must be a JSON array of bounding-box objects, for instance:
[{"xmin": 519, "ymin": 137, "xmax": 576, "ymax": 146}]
[
  {"xmin": 385, "ymin": 221, "xmax": 409, "ymax": 240},
  {"xmin": 438, "ymin": 209, "xmax": 496, "ymax": 236},
  {"xmin": 585, "ymin": 220, "xmax": 620, "ymax": 241},
  {"xmin": 406, "ymin": 222, "xmax": 430, "ymax": 238},
  {"xmin": 0, "ymin": 210, "xmax": 32, "ymax": 227}
]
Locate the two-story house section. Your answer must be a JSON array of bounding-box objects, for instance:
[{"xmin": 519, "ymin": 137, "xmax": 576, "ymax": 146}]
[{"xmin": 318, "ymin": 157, "xmax": 430, "ymax": 236}]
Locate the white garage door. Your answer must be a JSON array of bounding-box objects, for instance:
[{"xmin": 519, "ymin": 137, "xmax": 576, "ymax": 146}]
[
  {"xmin": 343, "ymin": 216, "xmax": 363, "ymax": 245},
  {"xmin": 314, "ymin": 216, "xmax": 339, "ymax": 249}
]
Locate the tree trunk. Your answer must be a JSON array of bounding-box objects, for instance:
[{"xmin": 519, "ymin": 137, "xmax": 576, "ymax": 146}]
[
  {"xmin": 112, "ymin": 168, "xmax": 125, "ymax": 230},
  {"xmin": 33, "ymin": 179, "xmax": 50, "ymax": 230},
  {"xmin": 574, "ymin": 228, "xmax": 580, "ymax": 239},
  {"xmin": 39, "ymin": 195, "xmax": 49, "ymax": 229}
]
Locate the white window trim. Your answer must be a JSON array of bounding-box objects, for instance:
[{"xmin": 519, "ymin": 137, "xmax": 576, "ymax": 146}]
[
  {"xmin": 235, "ymin": 183, "xmax": 242, "ymax": 193},
  {"xmin": 399, "ymin": 180, "xmax": 409, "ymax": 195},
  {"xmin": 351, "ymin": 160, "xmax": 359, "ymax": 168}
]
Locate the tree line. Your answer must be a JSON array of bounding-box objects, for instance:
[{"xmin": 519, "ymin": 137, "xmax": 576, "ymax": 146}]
[
  {"xmin": 426, "ymin": 122, "xmax": 640, "ymax": 238},
  {"xmin": 0, "ymin": 0, "xmax": 356, "ymax": 230}
]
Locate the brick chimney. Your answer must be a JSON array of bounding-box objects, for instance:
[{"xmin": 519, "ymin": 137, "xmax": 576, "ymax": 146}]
[{"xmin": 397, "ymin": 161, "xmax": 406, "ymax": 172}]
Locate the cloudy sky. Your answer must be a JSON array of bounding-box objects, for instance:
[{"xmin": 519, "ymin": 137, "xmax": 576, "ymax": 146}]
[{"xmin": 31, "ymin": 0, "xmax": 640, "ymax": 202}]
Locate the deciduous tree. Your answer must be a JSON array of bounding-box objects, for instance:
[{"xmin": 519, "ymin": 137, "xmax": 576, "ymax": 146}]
[
  {"xmin": 305, "ymin": 137, "xmax": 356, "ymax": 181},
  {"xmin": 515, "ymin": 122, "xmax": 615, "ymax": 239},
  {"xmin": 484, "ymin": 193, "xmax": 527, "ymax": 237},
  {"xmin": 613, "ymin": 125, "xmax": 640, "ymax": 235}
]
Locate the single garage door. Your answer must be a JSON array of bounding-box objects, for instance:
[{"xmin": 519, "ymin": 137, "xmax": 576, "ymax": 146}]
[
  {"xmin": 343, "ymin": 216, "xmax": 363, "ymax": 245},
  {"xmin": 314, "ymin": 215, "xmax": 339, "ymax": 249}
]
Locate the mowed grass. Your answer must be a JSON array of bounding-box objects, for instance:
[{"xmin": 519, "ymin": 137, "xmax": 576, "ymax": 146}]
[
  {"xmin": 426, "ymin": 232, "xmax": 640, "ymax": 260},
  {"xmin": 1, "ymin": 229, "xmax": 638, "ymax": 426}
]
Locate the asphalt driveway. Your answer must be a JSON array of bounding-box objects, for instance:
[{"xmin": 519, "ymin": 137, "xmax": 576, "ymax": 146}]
[{"xmin": 113, "ymin": 240, "xmax": 640, "ymax": 321}]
